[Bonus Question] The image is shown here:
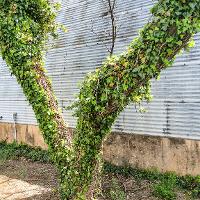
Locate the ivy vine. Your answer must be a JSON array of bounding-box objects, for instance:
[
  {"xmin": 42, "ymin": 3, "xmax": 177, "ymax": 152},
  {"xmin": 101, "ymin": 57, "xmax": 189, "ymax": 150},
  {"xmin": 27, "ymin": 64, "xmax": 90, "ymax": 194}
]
[{"xmin": 0, "ymin": 0, "xmax": 200, "ymax": 199}]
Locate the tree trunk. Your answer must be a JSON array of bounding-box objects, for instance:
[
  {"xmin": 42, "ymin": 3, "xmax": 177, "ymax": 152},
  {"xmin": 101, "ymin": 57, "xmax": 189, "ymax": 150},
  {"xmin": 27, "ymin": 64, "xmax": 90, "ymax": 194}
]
[
  {"xmin": 0, "ymin": 0, "xmax": 200, "ymax": 199},
  {"xmin": 66, "ymin": 1, "xmax": 200, "ymax": 199}
]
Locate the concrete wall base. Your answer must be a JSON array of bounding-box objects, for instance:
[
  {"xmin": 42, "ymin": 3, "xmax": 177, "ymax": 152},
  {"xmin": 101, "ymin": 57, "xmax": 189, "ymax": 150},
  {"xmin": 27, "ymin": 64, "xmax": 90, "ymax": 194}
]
[
  {"xmin": 103, "ymin": 133, "xmax": 200, "ymax": 176},
  {"xmin": 0, "ymin": 122, "xmax": 199, "ymax": 176},
  {"xmin": 0, "ymin": 122, "xmax": 47, "ymax": 149}
]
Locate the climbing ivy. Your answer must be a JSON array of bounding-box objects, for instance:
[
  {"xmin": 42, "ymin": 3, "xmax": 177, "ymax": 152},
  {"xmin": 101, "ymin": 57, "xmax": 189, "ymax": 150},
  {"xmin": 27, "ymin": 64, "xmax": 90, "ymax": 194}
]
[
  {"xmin": 66, "ymin": 0, "xmax": 200, "ymax": 199},
  {"xmin": 0, "ymin": 0, "xmax": 74, "ymax": 195},
  {"xmin": 0, "ymin": 0, "xmax": 200, "ymax": 199}
]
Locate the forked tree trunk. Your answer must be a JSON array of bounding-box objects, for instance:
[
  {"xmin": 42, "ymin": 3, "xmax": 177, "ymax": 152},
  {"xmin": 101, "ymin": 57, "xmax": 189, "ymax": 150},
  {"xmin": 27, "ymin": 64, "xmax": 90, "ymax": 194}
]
[{"xmin": 0, "ymin": 0, "xmax": 200, "ymax": 199}]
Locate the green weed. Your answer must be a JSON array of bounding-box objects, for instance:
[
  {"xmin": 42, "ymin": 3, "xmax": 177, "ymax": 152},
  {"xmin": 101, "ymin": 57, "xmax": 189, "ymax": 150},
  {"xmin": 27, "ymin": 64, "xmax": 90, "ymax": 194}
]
[{"xmin": 110, "ymin": 178, "xmax": 126, "ymax": 200}]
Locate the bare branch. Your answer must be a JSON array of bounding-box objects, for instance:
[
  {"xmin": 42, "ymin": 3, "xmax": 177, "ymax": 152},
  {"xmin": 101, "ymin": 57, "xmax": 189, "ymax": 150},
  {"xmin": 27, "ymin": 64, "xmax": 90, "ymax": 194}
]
[
  {"xmin": 91, "ymin": 0, "xmax": 117, "ymax": 56},
  {"xmin": 107, "ymin": 0, "xmax": 117, "ymax": 56}
]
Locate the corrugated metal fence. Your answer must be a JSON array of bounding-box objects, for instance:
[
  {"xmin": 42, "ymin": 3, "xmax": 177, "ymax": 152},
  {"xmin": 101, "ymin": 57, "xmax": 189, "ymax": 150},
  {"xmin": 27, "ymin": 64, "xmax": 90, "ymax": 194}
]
[{"xmin": 0, "ymin": 0, "xmax": 200, "ymax": 140}]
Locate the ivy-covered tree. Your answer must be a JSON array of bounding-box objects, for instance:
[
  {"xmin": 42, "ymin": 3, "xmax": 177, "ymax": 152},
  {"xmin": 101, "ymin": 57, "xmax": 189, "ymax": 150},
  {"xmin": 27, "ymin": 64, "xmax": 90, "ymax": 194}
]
[{"xmin": 0, "ymin": 0, "xmax": 200, "ymax": 199}]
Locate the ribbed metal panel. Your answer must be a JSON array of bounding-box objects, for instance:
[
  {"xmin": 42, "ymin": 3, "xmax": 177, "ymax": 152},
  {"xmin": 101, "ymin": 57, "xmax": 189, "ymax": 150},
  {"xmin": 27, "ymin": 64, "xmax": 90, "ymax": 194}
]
[
  {"xmin": 0, "ymin": 0, "xmax": 200, "ymax": 140},
  {"xmin": 0, "ymin": 59, "xmax": 37, "ymax": 124}
]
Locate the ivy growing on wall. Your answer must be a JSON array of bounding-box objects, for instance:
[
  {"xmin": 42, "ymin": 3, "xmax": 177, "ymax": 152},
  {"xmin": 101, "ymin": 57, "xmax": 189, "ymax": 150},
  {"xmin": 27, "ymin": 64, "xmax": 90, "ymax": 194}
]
[{"xmin": 0, "ymin": 0, "xmax": 200, "ymax": 199}]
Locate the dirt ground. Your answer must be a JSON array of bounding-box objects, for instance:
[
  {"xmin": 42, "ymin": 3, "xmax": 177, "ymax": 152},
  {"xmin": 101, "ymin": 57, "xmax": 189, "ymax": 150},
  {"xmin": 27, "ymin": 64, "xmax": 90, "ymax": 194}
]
[
  {"xmin": 0, "ymin": 158, "xmax": 196, "ymax": 200},
  {"xmin": 0, "ymin": 158, "xmax": 59, "ymax": 200}
]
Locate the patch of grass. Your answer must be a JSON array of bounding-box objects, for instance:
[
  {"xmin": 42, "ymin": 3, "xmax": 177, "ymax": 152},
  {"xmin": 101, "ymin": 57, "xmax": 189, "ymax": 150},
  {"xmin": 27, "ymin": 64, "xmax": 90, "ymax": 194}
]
[
  {"xmin": 177, "ymin": 175, "xmax": 200, "ymax": 198},
  {"xmin": 153, "ymin": 183, "xmax": 176, "ymax": 200},
  {"xmin": 109, "ymin": 178, "xmax": 126, "ymax": 200},
  {"xmin": 153, "ymin": 173, "xmax": 177, "ymax": 200},
  {"xmin": 0, "ymin": 140, "xmax": 50, "ymax": 163},
  {"xmin": 103, "ymin": 161, "xmax": 169, "ymax": 182},
  {"xmin": 104, "ymin": 162, "xmax": 200, "ymax": 199}
]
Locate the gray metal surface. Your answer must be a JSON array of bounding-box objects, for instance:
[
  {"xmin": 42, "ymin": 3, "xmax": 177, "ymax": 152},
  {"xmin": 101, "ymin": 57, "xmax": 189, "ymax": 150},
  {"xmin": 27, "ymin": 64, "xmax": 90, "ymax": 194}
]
[{"xmin": 0, "ymin": 0, "xmax": 200, "ymax": 140}]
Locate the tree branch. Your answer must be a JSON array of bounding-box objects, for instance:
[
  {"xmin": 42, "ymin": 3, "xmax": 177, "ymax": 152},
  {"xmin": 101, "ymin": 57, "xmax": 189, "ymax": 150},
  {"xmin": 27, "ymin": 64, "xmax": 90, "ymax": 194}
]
[{"xmin": 107, "ymin": 0, "xmax": 117, "ymax": 56}]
